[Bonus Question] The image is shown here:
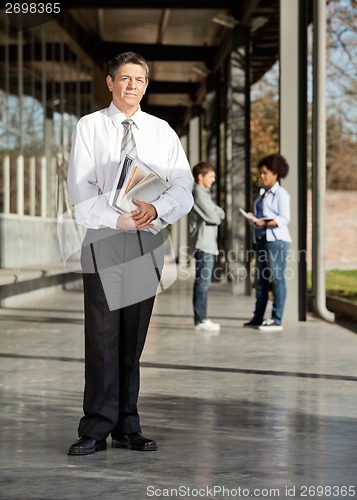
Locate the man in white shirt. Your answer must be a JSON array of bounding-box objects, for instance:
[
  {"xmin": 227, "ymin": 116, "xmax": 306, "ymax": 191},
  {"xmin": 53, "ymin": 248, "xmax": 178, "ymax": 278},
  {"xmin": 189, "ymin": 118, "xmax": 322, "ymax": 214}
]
[{"xmin": 67, "ymin": 52, "xmax": 193, "ymax": 455}]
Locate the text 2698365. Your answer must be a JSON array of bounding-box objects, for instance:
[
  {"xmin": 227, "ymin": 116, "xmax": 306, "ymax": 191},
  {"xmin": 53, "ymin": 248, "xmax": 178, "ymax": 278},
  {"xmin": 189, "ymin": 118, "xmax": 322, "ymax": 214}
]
[{"xmin": 5, "ymin": 3, "xmax": 61, "ymax": 14}]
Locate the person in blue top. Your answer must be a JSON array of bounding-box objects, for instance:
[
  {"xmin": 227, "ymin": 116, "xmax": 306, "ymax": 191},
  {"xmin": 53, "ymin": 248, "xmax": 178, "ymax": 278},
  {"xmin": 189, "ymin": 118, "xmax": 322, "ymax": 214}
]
[{"xmin": 244, "ymin": 153, "xmax": 291, "ymax": 332}]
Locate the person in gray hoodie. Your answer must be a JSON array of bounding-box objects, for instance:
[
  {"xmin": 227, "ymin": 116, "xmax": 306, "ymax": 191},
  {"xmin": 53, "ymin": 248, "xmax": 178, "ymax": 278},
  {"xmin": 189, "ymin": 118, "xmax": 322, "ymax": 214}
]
[{"xmin": 189, "ymin": 162, "xmax": 225, "ymax": 332}]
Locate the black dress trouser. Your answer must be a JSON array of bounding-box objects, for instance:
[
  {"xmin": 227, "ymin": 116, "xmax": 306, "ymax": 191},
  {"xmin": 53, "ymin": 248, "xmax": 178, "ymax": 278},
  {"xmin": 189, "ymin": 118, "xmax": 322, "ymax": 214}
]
[{"xmin": 77, "ymin": 229, "xmax": 164, "ymax": 441}]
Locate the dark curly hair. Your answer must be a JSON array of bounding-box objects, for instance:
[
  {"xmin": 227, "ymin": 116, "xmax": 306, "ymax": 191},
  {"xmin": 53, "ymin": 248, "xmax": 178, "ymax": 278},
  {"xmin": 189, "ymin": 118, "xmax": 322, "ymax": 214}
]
[{"xmin": 257, "ymin": 153, "xmax": 289, "ymax": 180}]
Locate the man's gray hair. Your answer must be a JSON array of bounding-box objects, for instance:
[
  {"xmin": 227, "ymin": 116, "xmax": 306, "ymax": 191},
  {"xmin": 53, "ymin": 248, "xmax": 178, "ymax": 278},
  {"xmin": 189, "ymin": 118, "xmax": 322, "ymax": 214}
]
[{"xmin": 108, "ymin": 52, "xmax": 149, "ymax": 80}]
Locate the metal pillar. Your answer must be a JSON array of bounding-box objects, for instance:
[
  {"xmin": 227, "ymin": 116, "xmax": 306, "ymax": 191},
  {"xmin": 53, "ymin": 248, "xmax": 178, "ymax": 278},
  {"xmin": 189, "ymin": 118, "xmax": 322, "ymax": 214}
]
[{"xmin": 311, "ymin": 0, "xmax": 335, "ymax": 322}]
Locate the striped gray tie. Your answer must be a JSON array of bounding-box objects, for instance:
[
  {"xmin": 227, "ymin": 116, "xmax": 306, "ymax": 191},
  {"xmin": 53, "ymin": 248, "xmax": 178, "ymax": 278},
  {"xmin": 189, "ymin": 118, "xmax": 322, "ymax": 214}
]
[
  {"xmin": 121, "ymin": 119, "xmax": 137, "ymax": 159},
  {"xmin": 117, "ymin": 119, "xmax": 137, "ymax": 187}
]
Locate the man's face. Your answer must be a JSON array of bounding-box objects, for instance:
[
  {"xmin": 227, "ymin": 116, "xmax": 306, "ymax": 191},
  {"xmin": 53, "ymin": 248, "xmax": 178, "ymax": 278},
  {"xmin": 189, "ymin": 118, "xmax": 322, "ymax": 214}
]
[
  {"xmin": 106, "ymin": 63, "xmax": 148, "ymax": 115},
  {"xmin": 199, "ymin": 170, "xmax": 216, "ymax": 189}
]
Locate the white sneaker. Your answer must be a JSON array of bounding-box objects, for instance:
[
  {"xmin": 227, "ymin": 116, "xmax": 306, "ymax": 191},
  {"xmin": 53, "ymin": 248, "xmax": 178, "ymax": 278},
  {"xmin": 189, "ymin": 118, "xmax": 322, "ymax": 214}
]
[
  {"xmin": 258, "ymin": 319, "xmax": 283, "ymax": 332},
  {"xmin": 195, "ymin": 319, "xmax": 220, "ymax": 332}
]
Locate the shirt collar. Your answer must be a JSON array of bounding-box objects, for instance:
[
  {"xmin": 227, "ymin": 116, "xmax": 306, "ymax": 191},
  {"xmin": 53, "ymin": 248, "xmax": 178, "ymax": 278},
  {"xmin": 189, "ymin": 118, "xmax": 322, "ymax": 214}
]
[
  {"xmin": 194, "ymin": 184, "xmax": 210, "ymax": 193},
  {"xmin": 108, "ymin": 102, "xmax": 143, "ymax": 129},
  {"xmin": 260, "ymin": 181, "xmax": 279, "ymax": 196}
]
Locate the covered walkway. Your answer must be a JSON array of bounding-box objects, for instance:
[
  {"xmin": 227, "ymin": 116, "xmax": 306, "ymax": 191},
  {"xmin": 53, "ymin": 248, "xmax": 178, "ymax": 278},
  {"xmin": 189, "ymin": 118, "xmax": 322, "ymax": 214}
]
[{"xmin": 0, "ymin": 265, "xmax": 356, "ymax": 499}]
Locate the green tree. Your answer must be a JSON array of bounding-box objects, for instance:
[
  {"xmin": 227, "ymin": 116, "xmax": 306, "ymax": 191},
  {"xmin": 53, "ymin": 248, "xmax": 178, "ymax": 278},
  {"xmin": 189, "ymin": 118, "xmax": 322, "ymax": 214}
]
[
  {"xmin": 250, "ymin": 0, "xmax": 357, "ymax": 190},
  {"xmin": 250, "ymin": 90, "xmax": 279, "ymax": 169},
  {"xmin": 326, "ymin": 115, "xmax": 357, "ymax": 189}
]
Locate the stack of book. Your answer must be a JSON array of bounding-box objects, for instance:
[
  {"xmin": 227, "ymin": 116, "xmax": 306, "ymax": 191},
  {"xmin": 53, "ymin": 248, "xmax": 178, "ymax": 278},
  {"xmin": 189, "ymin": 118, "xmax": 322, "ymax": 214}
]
[{"xmin": 109, "ymin": 156, "xmax": 171, "ymax": 233}]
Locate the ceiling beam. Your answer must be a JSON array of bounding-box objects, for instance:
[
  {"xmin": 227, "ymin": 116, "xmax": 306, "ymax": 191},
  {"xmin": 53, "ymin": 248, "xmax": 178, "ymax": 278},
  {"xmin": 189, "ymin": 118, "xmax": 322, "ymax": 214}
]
[
  {"xmin": 212, "ymin": 26, "xmax": 250, "ymax": 72},
  {"xmin": 147, "ymin": 81, "xmax": 200, "ymax": 95},
  {"xmin": 62, "ymin": 0, "xmax": 235, "ymax": 8},
  {"xmin": 239, "ymin": 0, "xmax": 262, "ymax": 25},
  {"xmin": 141, "ymin": 104, "xmax": 188, "ymax": 131},
  {"xmin": 38, "ymin": 80, "xmax": 199, "ymax": 97},
  {"xmin": 92, "ymin": 43, "xmax": 216, "ymax": 68},
  {"xmin": 0, "ymin": 42, "xmax": 216, "ymax": 67}
]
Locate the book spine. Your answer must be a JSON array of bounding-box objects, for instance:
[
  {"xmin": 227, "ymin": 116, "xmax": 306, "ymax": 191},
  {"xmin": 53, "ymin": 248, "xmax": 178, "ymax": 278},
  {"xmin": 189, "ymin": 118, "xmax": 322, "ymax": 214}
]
[{"xmin": 121, "ymin": 165, "xmax": 138, "ymax": 199}]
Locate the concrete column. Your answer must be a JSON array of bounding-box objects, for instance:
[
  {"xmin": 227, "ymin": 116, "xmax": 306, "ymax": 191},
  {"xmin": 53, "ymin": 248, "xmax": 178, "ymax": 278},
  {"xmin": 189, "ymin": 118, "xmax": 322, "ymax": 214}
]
[
  {"xmin": 186, "ymin": 115, "xmax": 202, "ymax": 270},
  {"xmin": 280, "ymin": 0, "xmax": 308, "ymax": 321},
  {"xmin": 205, "ymin": 74, "xmax": 219, "ymax": 170},
  {"xmin": 16, "ymin": 155, "xmax": 24, "ymax": 216},
  {"xmin": 2, "ymin": 155, "xmax": 10, "ymax": 214},
  {"xmin": 176, "ymin": 134, "xmax": 189, "ymax": 265},
  {"xmin": 29, "ymin": 156, "xmax": 36, "ymax": 216},
  {"xmin": 41, "ymin": 156, "xmax": 47, "ymax": 217},
  {"xmin": 188, "ymin": 115, "xmax": 200, "ymax": 168},
  {"xmin": 18, "ymin": 31, "xmax": 24, "ymax": 152},
  {"xmin": 44, "ymin": 116, "xmax": 54, "ymax": 217}
]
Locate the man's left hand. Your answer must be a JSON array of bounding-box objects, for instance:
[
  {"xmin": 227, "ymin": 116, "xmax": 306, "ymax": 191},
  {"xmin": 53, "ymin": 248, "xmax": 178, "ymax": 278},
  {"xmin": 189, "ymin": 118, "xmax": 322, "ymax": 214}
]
[{"xmin": 131, "ymin": 199, "xmax": 158, "ymax": 230}]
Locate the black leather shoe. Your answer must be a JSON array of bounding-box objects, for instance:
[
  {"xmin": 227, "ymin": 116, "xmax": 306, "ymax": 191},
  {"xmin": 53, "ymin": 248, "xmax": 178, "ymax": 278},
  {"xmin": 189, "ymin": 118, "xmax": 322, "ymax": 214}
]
[
  {"xmin": 112, "ymin": 432, "xmax": 157, "ymax": 451},
  {"xmin": 68, "ymin": 436, "xmax": 107, "ymax": 455},
  {"xmin": 243, "ymin": 319, "xmax": 261, "ymax": 327}
]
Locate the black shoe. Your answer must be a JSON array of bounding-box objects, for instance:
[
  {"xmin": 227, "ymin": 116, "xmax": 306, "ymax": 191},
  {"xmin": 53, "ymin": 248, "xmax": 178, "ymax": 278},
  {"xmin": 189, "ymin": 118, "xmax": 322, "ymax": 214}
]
[
  {"xmin": 243, "ymin": 319, "xmax": 261, "ymax": 327},
  {"xmin": 68, "ymin": 436, "xmax": 107, "ymax": 455},
  {"xmin": 112, "ymin": 432, "xmax": 157, "ymax": 451}
]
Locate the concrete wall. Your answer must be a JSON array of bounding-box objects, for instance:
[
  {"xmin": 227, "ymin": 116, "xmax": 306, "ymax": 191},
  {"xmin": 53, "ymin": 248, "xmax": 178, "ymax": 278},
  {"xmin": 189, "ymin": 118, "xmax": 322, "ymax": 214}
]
[
  {"xmin": 1, "ymin": 189, "xmax": 355, "ymax": 270},
  {"xmin": 0, "ymin": 214, "xmax": 62, "ymax": 267},
  {"xmin": 307, "ymin": 190, "xmax": 357, "ymax": 269}
]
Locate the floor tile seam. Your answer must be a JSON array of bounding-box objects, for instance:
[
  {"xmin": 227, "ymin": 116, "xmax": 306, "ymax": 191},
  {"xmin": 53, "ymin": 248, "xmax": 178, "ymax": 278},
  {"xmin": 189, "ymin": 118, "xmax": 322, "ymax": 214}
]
[
  {"xmin": 1, "ymin": 352, "xmax": 356, "ymax": 382},
  {"xmin": 140, "ymin": 362, "xmax": 357, "ymax": 382}
]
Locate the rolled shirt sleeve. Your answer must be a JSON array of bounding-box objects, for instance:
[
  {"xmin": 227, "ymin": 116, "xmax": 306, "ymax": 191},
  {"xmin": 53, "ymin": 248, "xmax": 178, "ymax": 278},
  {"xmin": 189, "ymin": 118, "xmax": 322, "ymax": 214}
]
[
  {"xmin": 150, "ymin": 132, "xmax": 193, "ymax": 225},
  {"xmin": 192, "ymin": 186, "xmax": 225, "ymax": 225},
  {"xmin": 274, "ymin": 188, "xmax": 291, "ymax": 227},
  {"xmin": 67, "ymin": 118, "xmax": 119, "ymax": 229}
]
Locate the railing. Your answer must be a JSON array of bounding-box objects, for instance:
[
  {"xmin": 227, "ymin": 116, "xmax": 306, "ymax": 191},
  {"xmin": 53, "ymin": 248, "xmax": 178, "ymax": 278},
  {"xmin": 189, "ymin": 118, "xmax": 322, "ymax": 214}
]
[{"xmin": 1, "ymin": 153, "xmax": 58, "ymax": 218}]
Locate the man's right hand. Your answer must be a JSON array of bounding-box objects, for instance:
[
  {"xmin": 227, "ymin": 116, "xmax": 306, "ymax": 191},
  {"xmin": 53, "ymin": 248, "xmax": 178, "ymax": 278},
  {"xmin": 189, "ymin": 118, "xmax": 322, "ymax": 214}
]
[{"xmin": 116, "ymin": 210, "xmax": 154, "ymax": 231}]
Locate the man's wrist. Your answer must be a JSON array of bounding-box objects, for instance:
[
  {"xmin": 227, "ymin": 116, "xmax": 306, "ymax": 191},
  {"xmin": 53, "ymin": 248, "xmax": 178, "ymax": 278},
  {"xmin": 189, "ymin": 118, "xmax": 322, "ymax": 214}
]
[{"xmin": 150, "ymin": 204, "xmax": 158, "ymax": 219}]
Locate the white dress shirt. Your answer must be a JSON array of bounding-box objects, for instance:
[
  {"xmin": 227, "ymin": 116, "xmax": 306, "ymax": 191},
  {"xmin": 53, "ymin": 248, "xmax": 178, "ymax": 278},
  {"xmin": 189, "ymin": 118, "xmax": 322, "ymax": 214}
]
[
  {"xmin": 67, "ymin": 102, "xmax": 194, "ymax": 230},
  {"xmin": 253, "ymin": 182, "xmax": 292, "ymax": 243}
]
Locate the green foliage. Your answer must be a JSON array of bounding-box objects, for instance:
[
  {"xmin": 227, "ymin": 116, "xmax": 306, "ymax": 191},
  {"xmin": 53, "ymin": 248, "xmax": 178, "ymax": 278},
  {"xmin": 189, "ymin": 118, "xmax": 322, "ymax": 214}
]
[
  {"xmin": 249, "ymin": 0, "xmax": 357, "ymax": 191},
  {"xmin": 250, "ymin": 90, "xmax": 279, "ymax": 199},
  {"xmin": 326, "ymin": 115, "xmax": 357, "ymax": 189},
  {"xmin": 250, "ymin": 90, "xmax": 279, "ymax": 168},
  {"xmin": 326, "ymin": 269, "xmax": 357, "ymax": 301},
  {"xmin": 308, "ymin": 269, "xmax": 357, "ymax": 302}
]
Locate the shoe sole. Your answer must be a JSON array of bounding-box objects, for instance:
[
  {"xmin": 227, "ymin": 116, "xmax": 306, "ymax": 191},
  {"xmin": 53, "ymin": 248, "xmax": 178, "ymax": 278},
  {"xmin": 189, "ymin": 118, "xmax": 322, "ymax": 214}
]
[
  {"xmin": 195, "ymin": 327, "xmax": 220, "ymax": 332},
  {"xmin": 112, "ymin": 440, "xmax": 157, "ymax": 451},
  {"xmin": 258, "ymin": 326, "xmax": 283, "ymax": 332},
  {"xmin": 68, "ymin": 442, "xmax": 107, "ymax": 455}
]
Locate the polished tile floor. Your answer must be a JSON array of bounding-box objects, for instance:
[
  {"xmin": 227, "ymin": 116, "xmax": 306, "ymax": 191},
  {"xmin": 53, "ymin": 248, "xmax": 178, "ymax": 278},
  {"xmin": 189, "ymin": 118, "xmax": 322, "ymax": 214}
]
[{"xmin": 0, "ymin": 264, "xmax": 356, "ymax": 499}]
